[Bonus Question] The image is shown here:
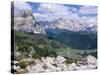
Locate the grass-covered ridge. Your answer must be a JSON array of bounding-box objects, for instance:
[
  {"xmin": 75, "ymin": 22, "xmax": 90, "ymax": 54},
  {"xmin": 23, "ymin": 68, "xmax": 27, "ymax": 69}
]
[{"xmin": 14, "ymin": 31, "xmax": 67, "ymax": 60}]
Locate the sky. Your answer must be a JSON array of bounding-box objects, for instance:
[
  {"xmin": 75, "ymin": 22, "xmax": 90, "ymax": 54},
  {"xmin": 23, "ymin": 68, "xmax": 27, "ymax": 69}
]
[{"xmin": 14, "ymin": 1, "xmax": 97, "ymax": 24}]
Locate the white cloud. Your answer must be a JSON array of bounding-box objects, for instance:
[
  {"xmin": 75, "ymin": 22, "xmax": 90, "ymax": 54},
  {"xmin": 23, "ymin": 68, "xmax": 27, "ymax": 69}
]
[
  {"xmin": 14, "ymin": 1, "xmax": 32, "ymax": 16},
  {"xmin": 14, "ymin": 1, "xmax": 32, "ymax": 10},
  {"xmin": 38, "ymin": 3, "xmax": 69, "ymax": 13},
  {"xmin": 69, "ymin": 7, "xmax": 78, "ymax": 12},
  {"xmin": 81, "ymin": 16, "xmax": 97, "ymax": 23},
  {"xmin": 33, "ymin": 13, "xmax": 51, "ymax": 21},
  {"xmin": 36, "ymin": 3, "xmax": 80, "ymax": 21},
  {"xmin": 33, "ymin": 13, "xmax": 61, "ymax": 21},
  {"xmin": 35, "ymin": 3, "xmax": 97, "ymax": 28},
  {"xmin": 79, "ymin": 6, "xmax": 97, "ymax": 15},
  {"xmin": 33, "ymin": 13, "xmax": 49, "ymax": 18},
  {"xmin": 80, "ymin": 16, "xmax": 97, "ymax": 27},
  {"xmin": 13, "ymin": 1, "xmax": 97, "ymax": 29}
]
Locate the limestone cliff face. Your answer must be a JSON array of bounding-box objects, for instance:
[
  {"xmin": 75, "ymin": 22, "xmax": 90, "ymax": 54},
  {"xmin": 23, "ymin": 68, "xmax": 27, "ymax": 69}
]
[
  {"xmin": 40, "ymin": 18, "xmax": 97, "ymax": 33},
  {"xmin": 12, "ymin": 1, "xmax": 46, "ymax": 34}
]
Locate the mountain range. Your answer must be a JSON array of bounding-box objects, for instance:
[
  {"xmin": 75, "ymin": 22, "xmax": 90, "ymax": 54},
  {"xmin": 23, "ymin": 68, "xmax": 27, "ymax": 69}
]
[
  {"xmin": 12, "ymin": 1, "xmax": 97, "ymax": 50},
  {"xmin": 12, "ymin": 2, "xmax": 97, "ymax": 68},
  {"xmin": 39, "ymin": 18, "xmax": 97, "ymax": 33},
  {"xmin": 12, "ymin": 1, "xmax": 97, "ymax": 34}
]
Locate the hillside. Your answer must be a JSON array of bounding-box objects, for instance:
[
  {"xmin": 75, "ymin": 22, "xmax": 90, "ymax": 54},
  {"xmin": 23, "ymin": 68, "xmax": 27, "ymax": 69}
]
[{"xmin": 14, "ymin": 31, "xmax": 97, "ymax": 62}]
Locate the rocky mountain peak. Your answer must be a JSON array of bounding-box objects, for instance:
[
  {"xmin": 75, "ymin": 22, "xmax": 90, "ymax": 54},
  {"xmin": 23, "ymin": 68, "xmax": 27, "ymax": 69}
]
[
  {"xmin": 40, "ymin": 18, "xmax": 97, "ymax": 33},
  {"xmin": 12, "ymin": 1, "xmax": 46, "ymax": 34}
]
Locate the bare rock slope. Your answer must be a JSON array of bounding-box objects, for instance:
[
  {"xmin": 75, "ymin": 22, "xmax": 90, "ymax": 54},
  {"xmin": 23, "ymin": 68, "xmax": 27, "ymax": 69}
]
[
  {"xmin": 12, "ymin": 55, "xmax": 97, "ymax": 73},
  {"xmin": 12, "ymin": 1, "xmax": 46, "ymax": 34}
]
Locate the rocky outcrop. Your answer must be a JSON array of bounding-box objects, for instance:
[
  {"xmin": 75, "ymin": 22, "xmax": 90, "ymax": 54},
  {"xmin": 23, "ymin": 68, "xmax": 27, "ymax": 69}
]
[
  {"xmin": 68, "ymin": 55, "xmax": 97, "ymax": 70},
  {"xmin": 12, "ymin": 1, "xmax": 46, "ymax": 34},
  {"xmin": 29, "ymin": 56, "xmax": 67, "ymax": 73},
  {"xmin": 76, "ymin": 55, "xmax": 97, "ymax": 70},
  {"xmin": 12, "ymin": 55, "xmax": 97, "ymax": 73},
  {"xmin": 28, "ymin": 55, "xmax": 97, "ymax": 73}
]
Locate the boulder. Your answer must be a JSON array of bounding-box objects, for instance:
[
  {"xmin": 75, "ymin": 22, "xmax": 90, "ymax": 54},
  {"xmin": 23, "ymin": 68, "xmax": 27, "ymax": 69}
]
[
  {"xmin": 14, "ymin": 52, "xmax": 21, "ymax": 58},
  {"xmin": 56, "ymin": 56, "xmax": 66, "ymax": 64},
  {"xmin": 76, "ymin": 55, "xmax": 97, "ymax": 70},
  {"xmin": 57, "ymin": 63, "xmax": 68, "ymax": 71},
  {"xmin": 67, "ymin": 63, "xmax": 78, "ymax": 70},
  {"xmin": 17, "ymin": 55, "xmax": 97, "ymax": 73},
  {"xmin": 29, "ymin": 63, "xmax": 44, "ymax": 73},
  {"xmin": 84, "ymin": 55, "xmax": 97, "ymax": 65},
  {"xmin": 41, "ymin": 57, "xmax": 55, "ymax": 64}
]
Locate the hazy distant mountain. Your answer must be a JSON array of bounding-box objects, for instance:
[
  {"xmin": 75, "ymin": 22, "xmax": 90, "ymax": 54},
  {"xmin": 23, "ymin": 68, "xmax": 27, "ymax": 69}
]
[{"xmin": 39, "ymin": 18, "xmax": 97, "ymax": 33}]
